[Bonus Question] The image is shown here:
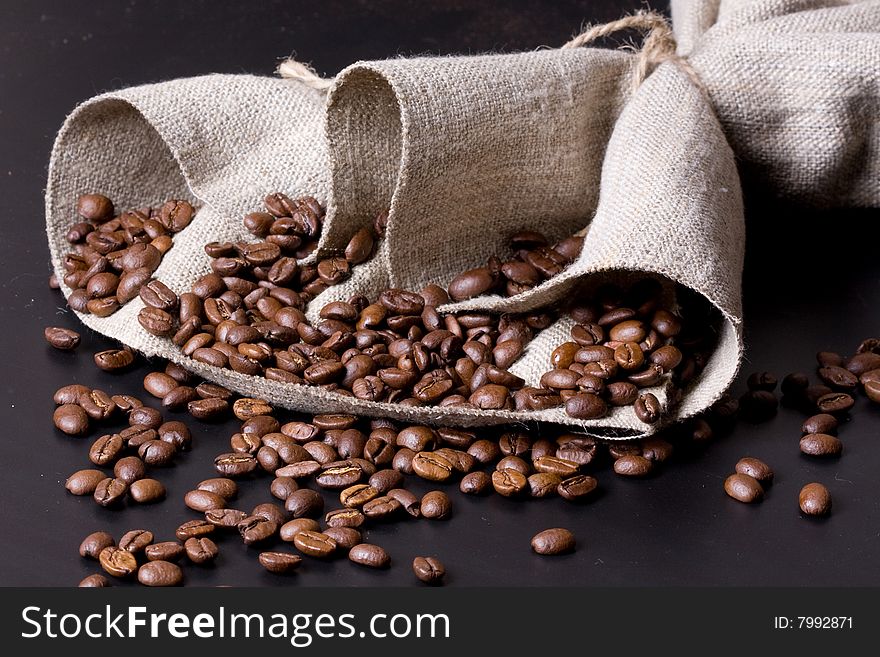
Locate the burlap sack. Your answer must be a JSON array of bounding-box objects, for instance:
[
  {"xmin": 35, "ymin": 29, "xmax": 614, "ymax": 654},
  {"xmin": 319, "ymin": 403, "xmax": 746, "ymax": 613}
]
[{"xmin": 45, "ymin": 0, "xmax": 879, "ymax": 437}]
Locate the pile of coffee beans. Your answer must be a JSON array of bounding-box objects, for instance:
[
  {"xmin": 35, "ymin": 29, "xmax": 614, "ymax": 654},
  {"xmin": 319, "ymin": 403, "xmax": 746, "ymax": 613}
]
[
  {"xmin": 536, "ymin": 280, "xmax": 717, "ymax": 421},
  {"xmin": 60, "ymin": 194, "xmax": 196, "ymax": 316},
  {"xmin": 57, "ymin": 383, "xmax": 194, "ymax": 508},
  {"xmin": 446, "ymin": 230, "xmax": 584, "ymax": 301}
]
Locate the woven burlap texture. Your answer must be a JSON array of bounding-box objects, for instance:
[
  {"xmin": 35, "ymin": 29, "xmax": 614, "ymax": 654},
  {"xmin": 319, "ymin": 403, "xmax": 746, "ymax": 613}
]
[{"xmin": 45, "ymin": 0, "xmax": 879, "ymax": 437}]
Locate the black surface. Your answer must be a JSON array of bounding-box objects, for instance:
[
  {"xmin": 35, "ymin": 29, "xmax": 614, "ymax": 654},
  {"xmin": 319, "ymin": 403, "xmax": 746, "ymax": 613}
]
[{"xmin": 0, "ymin": 0, "xmax": 878, "ymax": 587}]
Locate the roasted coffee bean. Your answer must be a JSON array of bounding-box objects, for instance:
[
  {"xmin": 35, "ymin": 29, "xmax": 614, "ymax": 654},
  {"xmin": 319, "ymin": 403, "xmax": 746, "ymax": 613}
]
[
  {"xmin": 492, "ymin": 469, "xmax": 528, "ymax": 497},
  {"xmin": 54, "ymin": 403, "xmax": 89, "ymax": 435},
  {"xmin": 138, "ymin": 560, "xmax": 183, "ymax": 587},
  {"xmin": 780, "ymin": 372, "xmax": 810, "ymax": 397},
  {"xmin": 497, "ymin": 455, "xmax": 530, "ymax": 476},
  {"xmin": 144, "ymin": 372, "xmax": 179, "ymax": 398},
  {"xmin": 557, "ymin": 475, "xmax": 598, "ymax": 501},
  {"xmin": 79, "ymin": 389, "xmax": 117, "ymax": 420},
  {"xmin": 735, "ymin": 457, "xmax": 773, "ymax": 484},
  {"xmin": 198, "ymin": 477, "xmax": 238, "ymax": 499},
  {"xmin": 214, "ymin": 452, "xmax": 257, "ymax": 477},
  {"xmin": 119, "ymin": 529, "xmax": 153, "ymax": 554},
  {"xmin": 412, "ymin": 451, "xmax": 454, "ymax": 482},
  {"xmin": 54, "ymin": 383, "xmax": 91, "ymax": 405},
  {"xmin": 293, "ymin": 530, "xmax": 337, "ymax": 558},
  {"xmin": 816, "ymin": 392, "xmax": 854, "ymax": 414},
  {"xmin": 606, "ymin": 381, "xmax": 638, "ymax": 406},
  {"xmin": 79, "ymin": 531, "xmax": 115, "ymax": 559},
  {"xmin": 93, "ymin": 477, "xmax": 127, "ymax": 506},
  {"xmin": 237, "ymin": 515, "xmax": 278, "ymax": 545},
  {"xmin": 280, "ymin": 518, "xmax": 321, "ymax": 542},
  {"xmin": 362, "ymin": 495, "xmax": 403, "ymax": 519},
  {"xmin": 99, "ymin": 546, "xmax": 138, "ymax": 577},
  {"xmin": 340, "ymin": 484, "xmax": 379, "ymax": 508},
  {"xmin": 316, "ymin": 463, "xmax": 363, "ymax": 489},
  {"xmin": 460, "ymin": 471, "xmax": 491, "ymax": 495},
  {"xmin": 145, "ymin": 542, "xmax": 185, "ymax": 562},
  {"xmin": 420, "ymin": 491, "xmax": 452, "ymax": 519},
  {"xmin": 866, "ymin": 380, "xmax": 880, "ymax": 403},
  {"xmin": 203, "ymin": 508, "xmax": 247, "ymax": 530},
  {"xmin": 44, "ymin": 326, "xmax": 80, "ymax": 350},
  {"xmin": 89, "ymin": 433, "xmax": 123, "ymax": 466},
  {"xmin": 158, "ymin": 420, "xmax": 192, "ymax": 451},
  {"xmin": 184, "ymin": 489, "xmax": 227, "ymax": 512},
  {"xmin": 533, "ymin": 455, "xmax": 579, "ymax": 477},
  {"xmin": 368, "ymin": 469, "xmax": 403, "ymax": 494},
  {"xmin": 113, "ymin": 456, "xmax": 146, "ymax": 484},
  {"xmin": 349, "ymin": 543, "xmax": 390, "ymax": 568},
  {"xmin": 613, "ymin": 454, "xmax": 653, "ymax": 477},
  {"xmin": 77, "ymin": 193, "xmax": 114, "ymax": 222},
  {"xmin": 175, "ymin": 519, "xmax": 216, "ymax": 541},
  {"xmin": 724, "ymin": 473, "xmax": 763, "ymax": 503},
  {"xmin": 79, "ymin": 574, "xmax": 110, "ymax": 588},
  {"xmin": 65, "ymin": 469, "xmax": 106, "ymax": 496},
  {"xmin": 800, "ymin": 433, "xmax": 843, "ymax": 457},
  {"xmin": 634, "ymin": 393, "xmax": 661, "ymax": 424},
  {"xmin": 531, "ymin": 528, "xmax": 575, "ymax": 555},
  {"xmin": 129, "ymin": 478, "xmax": 166, "ymax": 504},
  {"xmin": 640, "ymin": 438, "xmax": 674, "ymax": 463},
  {"xmin": 799, "ymin": 482, "xmax": 832, "ymax": 516},
  {"xmin": 129, "ymin": 405, "xmax": 163, "ymax": 429},
  {"xmin": 251, "ymin": 502, "xmax": 287, "ymax": 527},
  {"xmin": 386, "ymin": 489, "xmax": 421, "ymax": 517},
  {"xmin": 138, "ymin": 439, "xmax": 176, "ymax": 466},
  {"xmin": 412, "ymin": 556, "xmax": 445, "ymax": 584},
  {"xmin": 818, "ymin": 366, "xmax": 858, "ymax": 390},
  {"xmin": 259, "ymin": 551, "xmax": 302, "ymax": 574},
  {"xmin": 746, "ymin": 371, "xmax": 778, "ymax": 391},
  {"xmin": 285, "ymin": 488, "xmax": 324, "ymax": 518},
  {"xmin": 738, "ymin": 390, "xmax": 778, "ymax": 423},
  {"xmin": 448, "ymin": 267, "xmax": 496, "ymax": 301},
  {"xmin": 528, "ymin": 472, "xmax": 562, "ymax": 498},
  {"xmin": 565, "ymin": 393, "xmax": 607, "ymax": 419},
  {"xmin": 138, "ymin": 307, "xmax": 176, "ymax": 337},
  {"xmin": 802, "ymin": 413, "xmax": 838, "ymax": 435},
  {"xmin": 185, "ymin": 537, "xmax": 219, "ymax": 564},
  {"xmin": 323, "ymin": 527, "xmax": 362, "ymax": 551},
  {"xmin": 846, "ymin": 352, "xmax": 880, "ymax": 376}
]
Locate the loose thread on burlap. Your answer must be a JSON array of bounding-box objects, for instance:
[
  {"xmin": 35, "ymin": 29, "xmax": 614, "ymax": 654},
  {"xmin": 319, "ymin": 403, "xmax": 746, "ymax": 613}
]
[
  {"xmin": 563, "ymin": 10, "xmax": 704, "ymax": 93},
  {"xmin": 277, "ymin": 58, "xmax": 333, "ymax": 90}
]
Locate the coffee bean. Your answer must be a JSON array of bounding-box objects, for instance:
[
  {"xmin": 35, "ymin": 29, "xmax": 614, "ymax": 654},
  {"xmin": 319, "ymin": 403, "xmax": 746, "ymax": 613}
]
[
  {"xmin": 316, "ymin": 463, "xmax": 363, "ymax": 489},
  {"xmin": 54, "ymin": 383, "xmax": 91, "ymax": 405},
  {"xmin": 280, "ymin": 518, "xmax": 320, "ymax": 542},
  {"xmin": 533, "ymin": 455, "xmax": 579, "ymax": 477},
  {"xmin": 129, "ymin": 478, "xmax": 166, "ymax": 504},
  {"xmin": 634, "ymin": 393, "xmax": 661, "ymax": 424},
  {"xmin": 185, "ymin": 537, "xmax": 219, "ymax": 564},
  {"xmin": 145, "ymin": 542, "xmax": 185, "ymax": 562},
  {"xmin": 846, "ymin": 352, "xmax": 880, "ymax": 376},
  {"xmin": 420, "ymin": 491, "xmax": 452, "ymax": 519},
  {"xmin": 802, "ymin": 413, "xmax": 838, "ymax": 435},
  {"xmin": 799, "ymin": 482, "xmax": 831, "ymax": 516},
  {"xmin": 386, "ymin": 489, "xmax": 421, "ymax": 517},
  {"xmin": 195, "ymin": 507, "xmax": 241, "ymax": 531},
  {"xmin": 65, "ymin": 469, "xmax": 106, "ymax": 496},
  {"xmin": 79, "ymin": 531, "xmax": 115, "ymax": 559},
  {"xmin": 531, "ymin": 528, "xmax": 575, "ymax": 555},
  {"xmin": 138, "ymin": 439, "xmax": 177, "ymax": 466},
  {"xmin": 528, "ymin": 472, "xmax": 561, "ymax": 498},
  {"xmin": 747, "ymin": 371, "xmax": 778, "ymax": 391},
  {"xmin": 368, "ymin": 469, "xmax": 403, "ymax": 494},
  {"xmin": 412, "ymin": 556, "xmax": 445, "ymax": 584},
  {"xmin": 185, "ymin": 489, "xmax": 227, "ymax": 512},
  {"xmin": 259, "ymin": 551, "xmax": 302, "ymax": 574},
  {"xmin": 816, "ymin": 392, "xmax": 854, "ymax": 414},
  {"xmin": 735, "ymin": 457, "xmax": 773, "ymax": 484},
  {"xmin": 492, "ymin": 468, "xmax": 528, "ymax": 497},
  {"xmin": 323, "ymin": 527, "xmax": 362, "ymax": 550},
  {"xmin": 176, "ymin": 519, "xmax": 216, "ymax": 541},
  {"xmin": 233, "ymin": 397, "xmax": 273, "ymax": 420},
  {"xmin": 79, "ymin": 574, "xmax": 110, "ymax": 587},
  {"xmin": 800, "ymin": 433, "xmax": 843, "ymax": 457},
  {"xmin": 138, "ymin": 560, "xmax": 183, "ymax": 587},
  {"xmin": 866, "ymin": 380, "xmax": 880, "ymax": 403},
  {"xmin": 460, "ymin": 471, "xmax": 491, "ymax": 495},
  {"xmin": 237, "ymin": 515, "xmax": 278, "ymax": 545},
  {"xmin": 565, "ymin": 393, "xmax": 607, "ymax": 419},
  {"xmin": 93, "ymin": 477, "xmax": 127, "ymax": 506},
  {"xmin": 94, "ymin": 347, "xmax": 135, "ymax": 371},
  {"xmin": 738, "ymin": 390, "xmax": 778, "ymax": 423},
  {"xmin": 214, "ymin": 452, "xmax": 257, "ymax": 477},
  {"xmin": 293, "ymin": 530, "xmax": 337, "ymax": 558},
  {"xmin": 89, "ymin": 433, "xmax": 123, "ymax": 466},
  {"xmin": 412, "ymin": 451, "xmax": 454, "ymax": 482},
  {"xmin": 349, "ymin": 543, "xmax": 390, "ymax": 568},
  {"xmin": 113, "ymin": 456, "xmax": 146, "ymax": 484},
  {"xmin": 119, "ymin": 529, "xmax": 153, "ymax": 554},
  {"xmin": 724, "ymin": 473, "xmax": 763, "ymax": 503},
  {"xmin": 79, "ymin": 389, "xmax": 117, "ymax": 420},
  {"xmin": 99, "ymin": 546, "xmax": 137, "ymax": 577},
  {"xmin": 340, "ymin": 484, "xmax": 379, "ymax": 508},
  {"xmin": 140, "ymin": 279, "xmax": 178, "ymax": 311},
  {"xmin": 77, "ymin": 193, "xmax": 114, "ymax": 222},
  {"xmin": 285, "ymin": 489, "xmax": 324, "ymax": 518},
  {"xmin": 144, "ymin": 372, "xmax": 179, "ymax": 398},
  {"xmin": 197, "ymin": 477, "xmax": 237, "ymax": 500},
  {"xmin": 129, "ymin": 405, "xmax": 163, "ymax": 429},
  {"xmin": 54, "ymin": 403, "xmax": 89, "ymax": 435},
  {"xmin": 448, "ymin": 267, "xmax": 496, "ymax": 301},
  {"xmin": 158, "ymin": 420, "xmax": 192, "ymax": 451},
  {"xmin": 818, "ymin": 366, "xmax": 858, "ymax": 390},
  {"xmin": 557, "ymin": 474, "xmax": 598, "ymax": 501},
  {"xmin": 613, "ymin": 454, "xmax": 653, "ymax": 477},
  {"xmin": 362, "ymin": 496, "xmax": 403, "ymax": 519},
  {"xmin": 44, "ymin": 326, "xmax": 80, "ymax": 350}
]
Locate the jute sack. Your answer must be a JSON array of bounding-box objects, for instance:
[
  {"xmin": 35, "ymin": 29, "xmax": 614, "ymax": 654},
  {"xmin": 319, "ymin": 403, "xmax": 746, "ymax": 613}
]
[{"xmin": 45, "ymin": 0, "xmax": 879, "ymax": 437}]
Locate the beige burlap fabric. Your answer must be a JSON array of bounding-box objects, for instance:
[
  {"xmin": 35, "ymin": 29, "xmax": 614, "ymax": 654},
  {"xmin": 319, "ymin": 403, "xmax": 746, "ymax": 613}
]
[{"xmin": 45, "ymin": 0, "xmax": 879, "ymax": 437}]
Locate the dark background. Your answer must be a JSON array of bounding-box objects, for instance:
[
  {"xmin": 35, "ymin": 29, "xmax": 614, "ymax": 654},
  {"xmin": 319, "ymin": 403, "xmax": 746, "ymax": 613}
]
[{"xmin": 0, "ymin": 0, "xmax": 878, "ymax": 587}]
